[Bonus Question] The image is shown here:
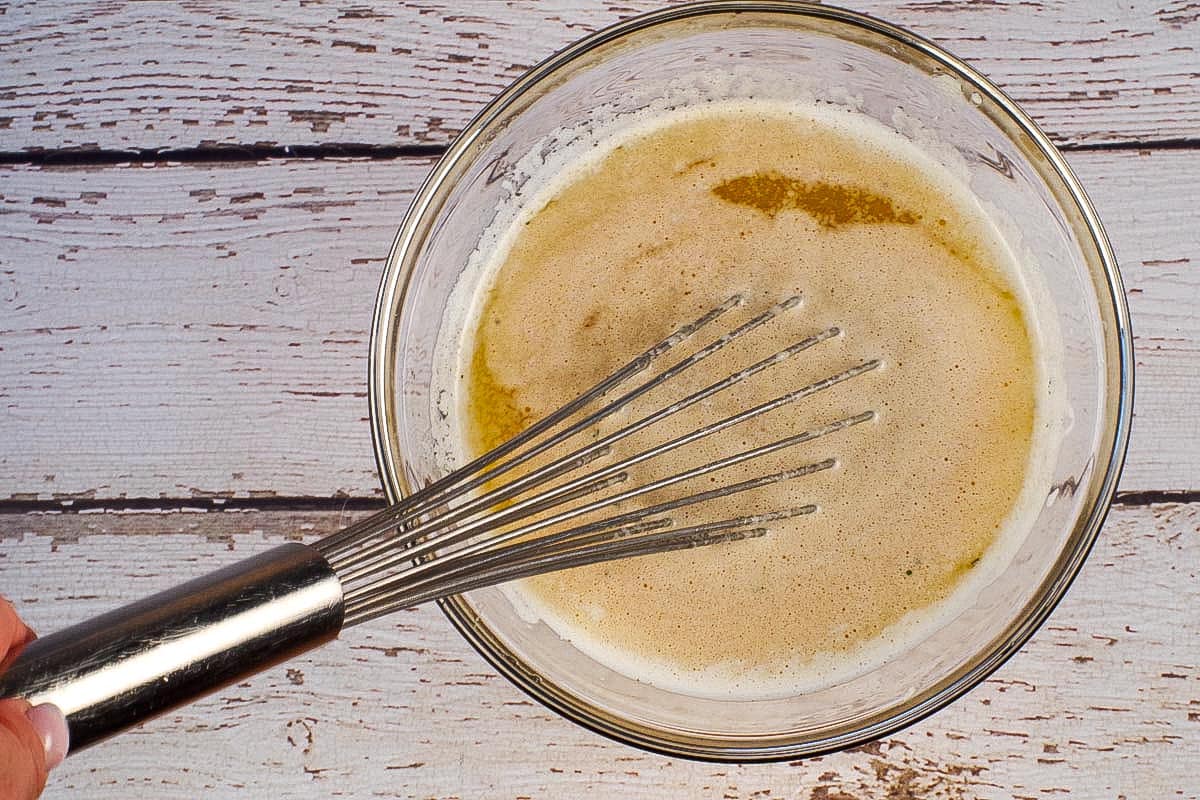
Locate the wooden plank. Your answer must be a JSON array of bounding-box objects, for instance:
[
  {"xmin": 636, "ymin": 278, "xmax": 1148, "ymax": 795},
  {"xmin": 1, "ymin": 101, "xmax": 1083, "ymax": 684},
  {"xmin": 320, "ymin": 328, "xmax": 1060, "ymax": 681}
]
[
  {"xmin": 0, "ymin": 156, "xmax": 433, "ymax": 501},
  {"xmin": 1, "ymin": 1, "xmax": 1196, "ymax": 153},
  {"xmin": 1, "ymin": 148, "xmax": 1195, "ymax": 500},
  {"xmin": 0, "ymin": 501, "xmax": 1195, "ymax": 798}
]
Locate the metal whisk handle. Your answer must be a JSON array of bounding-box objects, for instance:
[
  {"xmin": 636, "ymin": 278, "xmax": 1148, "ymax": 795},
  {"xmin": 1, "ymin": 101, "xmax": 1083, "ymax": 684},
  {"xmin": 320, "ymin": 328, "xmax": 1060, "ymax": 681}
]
[{"xmin": 0, "ymin": 543, "xmax": 344, "ymax": 754}]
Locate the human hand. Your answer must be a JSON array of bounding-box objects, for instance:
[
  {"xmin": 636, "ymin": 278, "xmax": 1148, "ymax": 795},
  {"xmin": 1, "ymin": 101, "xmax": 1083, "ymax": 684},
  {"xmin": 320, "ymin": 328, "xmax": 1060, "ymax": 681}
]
[{"xmin": 1, "ymin": 598, "xmax": 68, "ymax": 800}]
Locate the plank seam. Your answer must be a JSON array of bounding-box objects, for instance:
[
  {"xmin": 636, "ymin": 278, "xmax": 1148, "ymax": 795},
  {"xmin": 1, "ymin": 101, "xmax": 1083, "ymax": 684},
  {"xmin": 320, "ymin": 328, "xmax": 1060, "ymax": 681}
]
[
  {"xmin": 0, "ymin": 497, "xmax": 387, "ymax": 514},
  {"xmin": 0, "ymin": 491, "xmax": 1191, "ymax": 515},
  {"xmin": 1111, "ymin": 489, "xmax": 1200, "ymax": 506},
  {"xmin": 0, "ymin": 138, "xmax": 1196, "ymax": 168},
  {"xmin": 1064, "ymin": 137, "xmax": 1200, "ymax": 153},
  {"xmin": 0, "ymin": 143, "xmax": 447, "ymax": 166}
]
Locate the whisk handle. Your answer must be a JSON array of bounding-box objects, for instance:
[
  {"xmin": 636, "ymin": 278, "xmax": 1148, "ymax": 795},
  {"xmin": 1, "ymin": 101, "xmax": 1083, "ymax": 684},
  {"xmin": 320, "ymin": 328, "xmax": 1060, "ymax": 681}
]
[{"xmin": 0, "ymin": 543, "xmax": 344, "ymax": 755}]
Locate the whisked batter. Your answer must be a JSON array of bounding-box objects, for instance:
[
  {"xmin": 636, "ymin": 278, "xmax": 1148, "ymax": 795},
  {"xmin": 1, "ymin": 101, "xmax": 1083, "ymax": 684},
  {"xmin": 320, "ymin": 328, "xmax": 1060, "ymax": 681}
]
[{"xmin": 450, "ymin": 101, "xmax": 1051, "ymax": 697}]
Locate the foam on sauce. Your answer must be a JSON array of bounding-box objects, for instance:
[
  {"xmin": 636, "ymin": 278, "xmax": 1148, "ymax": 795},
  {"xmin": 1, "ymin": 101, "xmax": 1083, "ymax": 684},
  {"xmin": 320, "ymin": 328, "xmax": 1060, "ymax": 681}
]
[{"xmin": 439, "ymin": 100, "xmax": 1056, "ymax": 698}]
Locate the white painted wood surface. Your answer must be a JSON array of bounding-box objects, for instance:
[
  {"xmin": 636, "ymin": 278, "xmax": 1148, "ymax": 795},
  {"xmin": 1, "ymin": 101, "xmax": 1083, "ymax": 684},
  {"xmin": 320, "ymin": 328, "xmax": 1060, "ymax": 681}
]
[
  {"xmin": 0, "ymin": 1, "xmax": 1197, "ymax": 798},
  {"xmin": 0, "ymin": 0, "xmax": 1196, "ymax": 150},
  {"xmin": 2, "ymin": 503, "xmax": 1195, "ymax": 798},
  {"xmin": 1, "ymin": 149, "xmax": 1196, "ymax": 497}
]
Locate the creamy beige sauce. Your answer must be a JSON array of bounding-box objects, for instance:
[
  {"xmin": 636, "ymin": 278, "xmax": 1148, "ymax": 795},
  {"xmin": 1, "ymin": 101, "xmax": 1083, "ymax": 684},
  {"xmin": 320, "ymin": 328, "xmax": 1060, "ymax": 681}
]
[{"xmin": 455, "ymin": 103, "xmax": 1040, "ymax": 696}]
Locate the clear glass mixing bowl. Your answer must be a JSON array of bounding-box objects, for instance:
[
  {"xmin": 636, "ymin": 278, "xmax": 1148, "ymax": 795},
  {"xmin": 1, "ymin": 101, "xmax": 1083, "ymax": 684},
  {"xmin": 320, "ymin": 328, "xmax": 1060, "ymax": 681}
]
[{"xmin": 367, "ymin": 1, "xmax": 1132, "ymax": 761}]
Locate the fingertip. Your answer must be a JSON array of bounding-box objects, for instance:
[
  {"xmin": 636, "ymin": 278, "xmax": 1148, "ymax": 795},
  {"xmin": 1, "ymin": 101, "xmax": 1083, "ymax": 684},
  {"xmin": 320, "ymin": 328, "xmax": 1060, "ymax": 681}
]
[
  {"xmin": 0, "ymin": 596, "xmax": 35, "ymax": 663},
  {"xmin": 26, "ymin": 703, "xmax": 69, "ymax": 771},
  {"xmin": 21, "ymin": 623, "xmax": 37, "ymax": 647}
]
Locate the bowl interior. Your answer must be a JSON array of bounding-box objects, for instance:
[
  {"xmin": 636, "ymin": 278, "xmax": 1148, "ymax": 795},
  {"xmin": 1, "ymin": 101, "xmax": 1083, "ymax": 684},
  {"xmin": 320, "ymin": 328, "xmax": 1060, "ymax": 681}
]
[{"xmin": 370, "ymin": 3, "xmax": 1130, "ymax": 760}]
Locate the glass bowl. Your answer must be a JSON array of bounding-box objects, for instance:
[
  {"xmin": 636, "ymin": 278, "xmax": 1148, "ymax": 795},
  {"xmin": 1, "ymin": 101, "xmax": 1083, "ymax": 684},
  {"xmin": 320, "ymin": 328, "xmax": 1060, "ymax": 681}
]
[{"xmin": 367, "ymin": 1, "xmax": 1132, "ymax": 761}]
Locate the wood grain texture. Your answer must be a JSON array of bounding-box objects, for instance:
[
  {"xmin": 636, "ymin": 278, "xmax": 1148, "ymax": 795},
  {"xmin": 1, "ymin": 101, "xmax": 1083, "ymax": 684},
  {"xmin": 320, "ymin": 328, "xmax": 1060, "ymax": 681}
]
[
  {"xmin": 1, "ymin": 501, "xmax": 1195, "ymax": 799},
  {"xmin": 0, "ymin": 156, "xmax": 430, "ymax": 500},
  {"xmin": 2, "ymin": 148, "xmax": 1194, "ymax": 499},
  {"xmin": 1, "ymin": 0, "xmax": 1196, "ymax": 153}
]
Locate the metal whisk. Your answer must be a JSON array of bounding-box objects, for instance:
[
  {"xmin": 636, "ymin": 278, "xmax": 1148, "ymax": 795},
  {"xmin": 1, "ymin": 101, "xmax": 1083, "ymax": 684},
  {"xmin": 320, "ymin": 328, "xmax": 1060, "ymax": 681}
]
[{"xmin": 0, "ymin": 295, "xmax": 877, "ymax": 756}]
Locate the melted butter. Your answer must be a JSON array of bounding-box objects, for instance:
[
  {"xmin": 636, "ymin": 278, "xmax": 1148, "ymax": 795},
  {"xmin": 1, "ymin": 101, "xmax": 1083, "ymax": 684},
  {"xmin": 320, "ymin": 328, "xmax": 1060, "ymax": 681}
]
[
  {"xmin": 465, "ymin": 324, "xmax": 532, "ymax": 452},
  {"xmin": 458, "ymin": 105, "xmax": 1037, "ymax": 695}
]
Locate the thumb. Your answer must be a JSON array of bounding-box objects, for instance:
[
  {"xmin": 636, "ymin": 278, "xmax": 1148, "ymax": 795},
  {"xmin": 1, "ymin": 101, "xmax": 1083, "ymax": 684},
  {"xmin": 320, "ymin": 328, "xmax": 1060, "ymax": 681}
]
[{"xmin": 0, "ymin": 699, "xmax": 68, "ymax": 800}]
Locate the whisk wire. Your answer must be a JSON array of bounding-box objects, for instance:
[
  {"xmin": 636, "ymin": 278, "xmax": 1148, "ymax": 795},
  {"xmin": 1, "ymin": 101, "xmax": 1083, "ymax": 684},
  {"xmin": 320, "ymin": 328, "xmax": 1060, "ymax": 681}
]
[
  {"xmin": 349, "ymin": 509, "xmax": 807, "ymax": 625},
  {"xmin": 335, "ymin": 360, "xmax": 873, "ymax": 590},
  {"xmin": 320, "ymin": 294, "xmax": 800, "ymax": 563},
  {"xmin": 342, "ymin": 457, "xmax": 843, "ymax": 621},
  {"xmin": 314, "ymin": 296, "xmax": 880, "ymax": 625},
  {"xmin": 343, "ymin": 452, "xmax": 839, "ymax": 611},
  {"xmin": 340, "ymin": 321, "xmax": 844, "ymax": 575},
  {"xmin": 317, "ymin": 295, "xmax": 746, "ymax": 558}
]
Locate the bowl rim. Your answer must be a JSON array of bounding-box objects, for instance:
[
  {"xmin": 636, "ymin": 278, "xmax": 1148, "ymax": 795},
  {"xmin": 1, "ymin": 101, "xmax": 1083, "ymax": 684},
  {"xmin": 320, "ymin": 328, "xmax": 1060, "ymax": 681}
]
[{"xmin": 367, "ymin": 0, "xmax": 1134, "ymax": 762}]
